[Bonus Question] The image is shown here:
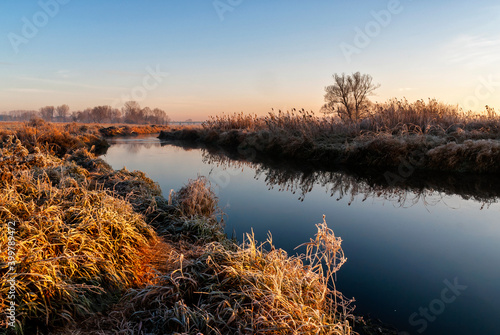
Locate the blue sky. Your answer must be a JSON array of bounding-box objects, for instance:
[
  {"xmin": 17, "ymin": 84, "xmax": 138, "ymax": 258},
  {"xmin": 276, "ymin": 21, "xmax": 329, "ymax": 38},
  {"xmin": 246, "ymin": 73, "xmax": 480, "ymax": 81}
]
[{"xmin": 1, "ymin": 0, "xmax": 499, "ymax": 120}]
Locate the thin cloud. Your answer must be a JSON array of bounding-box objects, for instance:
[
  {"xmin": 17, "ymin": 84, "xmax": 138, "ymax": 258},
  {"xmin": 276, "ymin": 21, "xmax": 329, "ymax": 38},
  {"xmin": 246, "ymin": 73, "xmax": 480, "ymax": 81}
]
[
  {"xmin": 103, "ymin": 70, "xmax": 144, "ymax": 77},
  {"xmin": 6, "ymin": 88, "xmax": 58, "ymax": 94},
  {"xmin": 445, "ymin": 34, "xmax": 500, "ymax": 69},
  {"xmin": 56, "ymin": 70, "xmax": 73, "ymax": 79},
  {"xmin": 18, "ymin": 76, "xmax": 127, "ymax": 91}
]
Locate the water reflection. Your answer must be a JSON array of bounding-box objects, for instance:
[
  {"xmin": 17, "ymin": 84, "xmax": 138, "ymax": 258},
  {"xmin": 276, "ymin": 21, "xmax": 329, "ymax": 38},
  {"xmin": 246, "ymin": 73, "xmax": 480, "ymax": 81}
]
[
  {"xmin": 103, "ymin": 137, "xmax": 500, "ymax": 335},
  {"xmin": 105, "ymin": 137, "xmax": 500, "ymax": 207},
  {"xmin": 191, "ymin": 144, "xmax": 500, "ymax": 208},
  {"xmin": 106, "ymin": 137, "xmax": 163, "ymax": 154}
]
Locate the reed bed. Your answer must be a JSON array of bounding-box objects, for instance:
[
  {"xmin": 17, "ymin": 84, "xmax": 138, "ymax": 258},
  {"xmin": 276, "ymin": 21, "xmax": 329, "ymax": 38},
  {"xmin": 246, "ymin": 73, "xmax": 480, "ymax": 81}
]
[
  {"xmin": 202, "ymin": 99, "xmax": 499, "ymax": 137},
  {"xmin": 159, "ymin": 99, "xmax": 500, "ymax": 174}
]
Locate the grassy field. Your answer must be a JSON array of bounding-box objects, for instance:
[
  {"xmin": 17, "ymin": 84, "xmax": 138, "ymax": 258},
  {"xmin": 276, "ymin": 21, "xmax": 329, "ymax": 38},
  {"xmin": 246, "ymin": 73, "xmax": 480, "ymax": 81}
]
[
  {"xmin": 0, "ymin": 122, "xmax": 366, "ymax": 334},
  {"xmin": 159, "ymin": 99, "xmax": 500, "ymax": 174}
]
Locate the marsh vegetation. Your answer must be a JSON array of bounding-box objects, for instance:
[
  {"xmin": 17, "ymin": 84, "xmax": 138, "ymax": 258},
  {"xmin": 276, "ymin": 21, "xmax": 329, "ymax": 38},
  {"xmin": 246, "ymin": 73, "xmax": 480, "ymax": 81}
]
[
  {"xmin": 160, "ymin": 98, "xmax": 500, "ymax": 174},
  {"xmin": 0, "ymin": 122, "xmax": 359, "ymax": 334}
]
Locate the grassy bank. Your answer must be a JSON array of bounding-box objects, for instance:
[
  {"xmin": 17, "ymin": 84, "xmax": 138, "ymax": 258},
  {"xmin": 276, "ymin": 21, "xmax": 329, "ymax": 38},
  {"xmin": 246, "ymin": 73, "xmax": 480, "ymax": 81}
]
[
  {"xmin": 1, "ymin": 123, "xmax": 360, "ymax": 334},
  {"xmin": 159, "ymin": 100, "xmax": 500, "ymax": 174},
  {"xmin": 0, "ymin": 120, "xmax": 171, "ymax": 156}
]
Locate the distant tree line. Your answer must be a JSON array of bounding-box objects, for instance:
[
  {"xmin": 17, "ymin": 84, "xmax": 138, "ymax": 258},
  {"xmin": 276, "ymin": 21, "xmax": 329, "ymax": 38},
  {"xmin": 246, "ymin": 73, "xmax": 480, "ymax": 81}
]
[{"xmin": 0, "ymin": 101, "xmax": 171, "ymax": 125}]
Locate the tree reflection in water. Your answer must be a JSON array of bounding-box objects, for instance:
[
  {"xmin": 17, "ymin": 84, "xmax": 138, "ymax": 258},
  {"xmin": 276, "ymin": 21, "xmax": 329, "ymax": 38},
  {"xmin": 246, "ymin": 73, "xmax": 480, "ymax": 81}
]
[{"xmin": 200, "ymin": 146, "xmax": 500, "ymax": 209}]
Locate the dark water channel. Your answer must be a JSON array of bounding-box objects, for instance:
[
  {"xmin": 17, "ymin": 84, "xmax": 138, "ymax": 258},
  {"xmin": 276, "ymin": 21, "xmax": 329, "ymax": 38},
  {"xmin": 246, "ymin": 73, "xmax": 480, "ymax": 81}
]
[{"xmin": 102, "ymin": 136, "xmax": 500, "ymax": 335}]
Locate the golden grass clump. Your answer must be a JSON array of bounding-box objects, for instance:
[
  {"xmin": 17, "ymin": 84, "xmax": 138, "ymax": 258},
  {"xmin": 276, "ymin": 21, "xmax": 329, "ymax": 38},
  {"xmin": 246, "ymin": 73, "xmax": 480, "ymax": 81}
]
[
  {"xmin": 0, "ymin": 155, "xmax": 159, "ymax": 332},
  {"xmin": 148, "ymin": 177, "xmax": 227, "ymax": 244},
  {"xmin": 65, "ymin": 147, "xmax": 113, "ymax": 174},
  {"xmin": 94, "ymin": 217, "xmax": 353, "ymax": 335},
  {"xmin": 0, "ymin": 119, "xmax": 109, "ymax": 158},
  {"xmin": 175, "ymin": 176, "xmax": 219, "ymax": 218},
  {"xmin": 0, "ymin": 136, "xmax": 62, "ymax": 186},
  {"xmin": 95, "ymin": 167, "xmax": 163, "ymax": 215}
]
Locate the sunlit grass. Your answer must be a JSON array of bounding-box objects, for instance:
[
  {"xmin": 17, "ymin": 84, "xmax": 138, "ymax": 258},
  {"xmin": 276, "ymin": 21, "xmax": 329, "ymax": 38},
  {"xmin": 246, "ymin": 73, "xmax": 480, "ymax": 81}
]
[
  {"xmin": 0, "ymin": 137, "xmax": 158, "ymax": 332},
  {"xmin": 82, "ymin": 217, "xmax": 353, "ymax": 335},
  {"xmin": 0, "ymin": 121, "xmax": 354, "ymax": 334}
]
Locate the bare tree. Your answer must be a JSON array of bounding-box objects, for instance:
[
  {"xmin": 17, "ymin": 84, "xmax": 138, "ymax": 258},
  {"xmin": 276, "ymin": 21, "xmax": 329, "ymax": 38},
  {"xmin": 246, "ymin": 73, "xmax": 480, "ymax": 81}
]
[
  {"xmin": 40, "ymin": 106, "xmax": 55, "ymax": 121},
  {"xmin": 91, "ymin": 105, "xmax": 112, "ymax": 123},
  {"xmin": 78, "ymin": 108, "xmax": 93, "ymax": 123},
  {"xmin": 141, "ymin": 107, "xmax": 152, "ymax": 123},
  {"xmin": 56, "ymin": 104, "xmax": 70, "ymax": 122},
  {"xmin": 123, "ymin": 101, "xmax": 142, "ymax": 124},
  {"xmin": 110, "ymin": 108, "xmax": 122, "ymax": 123},
  {"xmin": 70, "ymin": 111, "xmax": 79, "ymax": 122},
  {"xmin": 152, "ymin": 108, "xmax": 169, "ymax": 124},
  {"xmin": 323, "ymin": 72, "xmax": 380, "ymax": 121}
]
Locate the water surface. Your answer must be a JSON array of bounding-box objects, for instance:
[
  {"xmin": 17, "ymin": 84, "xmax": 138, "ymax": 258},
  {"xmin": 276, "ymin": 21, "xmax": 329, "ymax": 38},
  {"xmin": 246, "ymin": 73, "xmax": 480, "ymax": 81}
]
[{"xmin": 103, "ymin": 136, "xmax": 500, "ymax": 335}]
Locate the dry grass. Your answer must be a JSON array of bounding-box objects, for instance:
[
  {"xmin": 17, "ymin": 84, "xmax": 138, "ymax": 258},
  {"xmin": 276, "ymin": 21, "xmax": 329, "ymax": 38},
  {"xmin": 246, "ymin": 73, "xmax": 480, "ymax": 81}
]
[
  {"xmin": 0, "ymin": 122, "xmax": 25, "ymax": 131},
  {"xmin": 158, "ymin": 99, "xmax": 500, "ymax": 174},
  {"xmin": 0, "ymin": 121, "xmax": 172, "ymax": 159},
  {"xmin": 75, "ymin": 217, "xmax": 353, "ymax": 335},
  {"xmin": 0, "ymin": 125, "xmax": 355, "ymax": 334},
  {"xmin": 94, "ymin": 167, "xmax": 163, "ymax": 215},
  {"xmin": 145, "ymin": 177, "xmax": 228, "ymax": 244},
  {"xmin": 0, "ymin": 119, "xmax": 109, "ymax": 157},
  {"xmin": 99, "ymin": 124, "xmax": 170, "ymax": 137},
  {"xmin": 0, "ymin": 139, "xmax": 159, "ymax": 333}
]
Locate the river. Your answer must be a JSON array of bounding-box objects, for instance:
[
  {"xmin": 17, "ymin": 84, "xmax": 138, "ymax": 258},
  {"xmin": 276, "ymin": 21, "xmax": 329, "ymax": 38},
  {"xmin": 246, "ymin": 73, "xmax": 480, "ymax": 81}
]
[{"xmin": 102, "ymin": 135, "xmax": 500, "ymax": 335}]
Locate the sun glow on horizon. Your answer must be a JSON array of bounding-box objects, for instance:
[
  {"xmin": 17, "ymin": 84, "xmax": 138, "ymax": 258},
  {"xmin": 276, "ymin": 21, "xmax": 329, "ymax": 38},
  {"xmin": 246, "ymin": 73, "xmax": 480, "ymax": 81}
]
[{"xmin": 0, "ymin": 1, "xmax": 499, "ymax": 120}]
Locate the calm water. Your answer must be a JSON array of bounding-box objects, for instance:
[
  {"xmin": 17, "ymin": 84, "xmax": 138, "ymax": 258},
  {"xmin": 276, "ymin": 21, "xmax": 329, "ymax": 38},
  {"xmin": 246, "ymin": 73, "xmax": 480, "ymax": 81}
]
[{"xmin": 103, "ymin": 136, "xmax": 500, "ymax": 335}]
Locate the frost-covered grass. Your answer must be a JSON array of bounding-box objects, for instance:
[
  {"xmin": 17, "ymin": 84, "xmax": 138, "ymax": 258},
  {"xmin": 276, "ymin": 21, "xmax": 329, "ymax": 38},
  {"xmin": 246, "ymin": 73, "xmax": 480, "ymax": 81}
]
[
  {"xmin": 1, "ymin": 123, "xmax": 354, "ymax": 334},
  {"xmin": 159, "ymin": 99, "xmax": 500, "ymax": 174}
]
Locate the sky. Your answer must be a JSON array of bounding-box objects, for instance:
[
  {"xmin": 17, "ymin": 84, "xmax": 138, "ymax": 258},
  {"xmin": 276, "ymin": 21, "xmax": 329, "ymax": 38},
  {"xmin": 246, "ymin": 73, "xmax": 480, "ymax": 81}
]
[{"xmin": 0, "ymin": 0, "xmax": 499, "ymax": 121}]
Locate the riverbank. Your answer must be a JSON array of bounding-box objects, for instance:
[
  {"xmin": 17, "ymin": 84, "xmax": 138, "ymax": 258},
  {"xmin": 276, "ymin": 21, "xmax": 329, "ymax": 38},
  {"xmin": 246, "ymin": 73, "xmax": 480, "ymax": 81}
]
[
  {"xmin": 0, "ymin": 123, "xmax": 361, "ymax": 334},
  {"xmin": 159, "ymin": 103, "xmax": 500, "ymax": 174},
  {"xmin": 0, "ymin": 120, "xmax": 171, "ymax": 156}
]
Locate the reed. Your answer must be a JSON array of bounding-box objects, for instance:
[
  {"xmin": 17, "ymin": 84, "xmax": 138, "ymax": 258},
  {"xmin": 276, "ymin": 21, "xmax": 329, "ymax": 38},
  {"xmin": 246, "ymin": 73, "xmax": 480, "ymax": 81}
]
[
  {"xmin": 201, "ymin": 99, "xmax": 499, "ymax": 138},
  {"xmin": 159, "ymin": 99, "xmax": 500, "ymax": 174}
]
